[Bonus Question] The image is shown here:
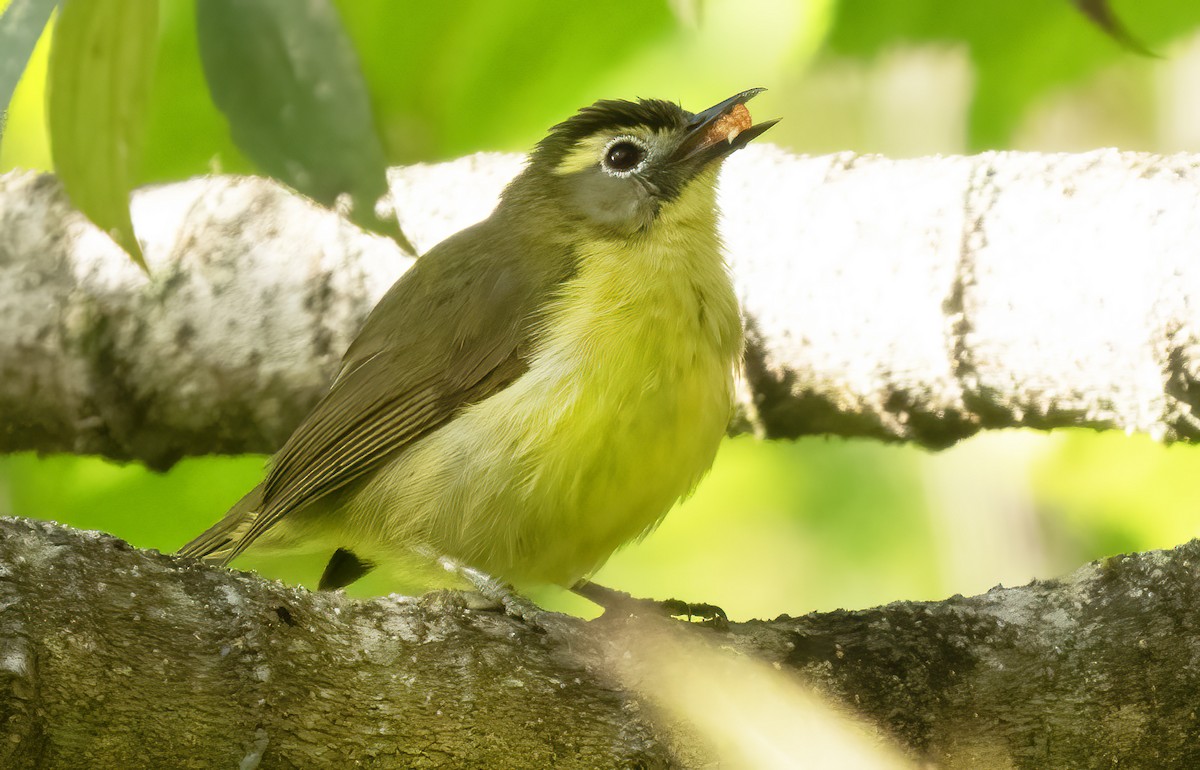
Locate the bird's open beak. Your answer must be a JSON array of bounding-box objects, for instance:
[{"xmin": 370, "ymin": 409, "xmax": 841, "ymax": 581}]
[{"xmin": 673, "ymin": 88, "xmax": 779, "ymax": 165}]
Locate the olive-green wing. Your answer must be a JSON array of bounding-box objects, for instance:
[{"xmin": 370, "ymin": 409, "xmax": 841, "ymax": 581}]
[{"xmin": 181, "ymin": 222, "xmax": 566, "ymax": 564}]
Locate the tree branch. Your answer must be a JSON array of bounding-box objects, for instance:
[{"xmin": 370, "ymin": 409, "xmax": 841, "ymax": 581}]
[
  {"xmin": 3, "ymin": 148, "xmax": 1200, "ymax": 467},
  {"xmin": 3, "ymin": 516, "xmax": 1198, "ymax": 767}
]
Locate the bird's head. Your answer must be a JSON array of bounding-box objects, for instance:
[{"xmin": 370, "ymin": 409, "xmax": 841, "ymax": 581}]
[{"xmin": 506, "ymin": 89, "xmax": 778, "ymax": 237}]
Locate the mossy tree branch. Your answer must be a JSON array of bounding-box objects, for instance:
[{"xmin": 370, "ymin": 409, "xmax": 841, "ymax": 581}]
[{"xmin": 2, "ymin": 517, "xmax": 1198, "ymax": 767}]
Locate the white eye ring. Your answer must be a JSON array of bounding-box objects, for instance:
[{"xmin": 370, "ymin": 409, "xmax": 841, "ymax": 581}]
[{"xmin": 600, "ymin": 136, "xmax": 649, "ymax": 176}]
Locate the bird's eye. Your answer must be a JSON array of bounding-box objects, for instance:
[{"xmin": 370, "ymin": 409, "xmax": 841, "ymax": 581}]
[{"xmin": 602, "ymin": 140, "xmax": 646, "ymax": 174}]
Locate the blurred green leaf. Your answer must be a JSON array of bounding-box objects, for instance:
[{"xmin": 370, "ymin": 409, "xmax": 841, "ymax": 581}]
[
  {"xmin": 1071, "ymin": 0, "xmax": 1154, "ymax": 57},
  {"xmin": 332, "ymin": 0, "xmax": 675, "ymax": 163},
  {"xmin": 138, "ymin": 0, "xmax": 252, "ymax": 185},
  {"xmin": 0, "ymin": 0, "xmax": 57, "ymax": 145},
  {"xmin": 47, "ymin": 0, "xmax": 156, "ymax": 269},
  {"xmin": 826, "ymin": 0, "xmax": 1200, "ymax": 150},
  {"xmin": 1032, "ymin": 431, "xmax": 1200, "ymax": 556},
  {"xmin": 195, "ymin": 0, "xmax": 403, "ymax": 246}
]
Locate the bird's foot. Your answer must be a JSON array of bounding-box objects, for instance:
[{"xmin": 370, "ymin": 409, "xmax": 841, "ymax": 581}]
[{"xmin": 572, "ymin": 581, "xmax": 728, "ymax": 630}]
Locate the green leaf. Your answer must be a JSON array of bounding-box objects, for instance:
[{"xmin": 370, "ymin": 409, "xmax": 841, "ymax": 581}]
[
  {"xmin": 0, "ymin": 0, "xmax": 58, "ymax": 149},
  {"xmin": 195, "ymin": 0, "xmax": 402, "ymax": 246},
  {"xmin": 47, "ymin": 0, "xmax": 157, "ymax": 270}
]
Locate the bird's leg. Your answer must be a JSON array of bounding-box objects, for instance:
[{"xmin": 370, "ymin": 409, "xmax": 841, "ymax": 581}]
[
  {"xmin": 437, "ymin": 556, "xmax": 551, "ymax": 626},
  {"xmin": 572, "ymin": 581, "xmax": 728, "ymax": 628}
]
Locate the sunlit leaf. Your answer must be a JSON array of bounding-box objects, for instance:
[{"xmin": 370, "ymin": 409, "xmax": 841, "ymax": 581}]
[
  {"xmin": 47, "ymin": 0, "xmax": 157, "ymax": 270},
  {"xmin": 195, "ymin": 0, "xmax": 406, "ymax": 248},
  {"xmin": 0, "ymin": 0, "xmax": 58, "ymax": 149}
]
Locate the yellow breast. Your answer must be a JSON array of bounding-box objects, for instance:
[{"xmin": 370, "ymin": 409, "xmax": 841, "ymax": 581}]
[{"xmin": 343, "ymin": 179, "xmax": 742, "ymax": 586}]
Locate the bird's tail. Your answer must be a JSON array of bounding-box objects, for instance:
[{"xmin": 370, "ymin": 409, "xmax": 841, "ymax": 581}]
[{"xmin": 178, "ymin": 482, "xmax": 266, "ymax": 566}]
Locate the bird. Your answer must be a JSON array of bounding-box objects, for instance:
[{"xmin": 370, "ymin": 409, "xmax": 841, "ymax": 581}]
[{"xmin": 180, "ymin": 89, "xmax": 777, "ymax": 596}]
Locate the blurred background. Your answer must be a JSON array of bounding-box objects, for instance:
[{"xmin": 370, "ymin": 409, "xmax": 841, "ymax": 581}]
[{"xmin": 3, "ymin": 0, "xmax": 1200, "ymax": 621}]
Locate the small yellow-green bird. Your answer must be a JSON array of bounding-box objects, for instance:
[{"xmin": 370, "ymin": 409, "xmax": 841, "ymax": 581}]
[{"xmin": 181, "ymin": 89, "xmax": 777, "ymax": 593}]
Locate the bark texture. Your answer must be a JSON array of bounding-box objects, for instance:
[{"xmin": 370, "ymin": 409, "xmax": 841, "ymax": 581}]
[
  {"xmin": 2, "ymin": 516, "xmax": 1199, "ymax": 769},
  {"xmin": 4, "ymin": 148, "xmax": 1200, "ymax": 467},
  {"xmin": 0, "ymin": 518, "xmax": 664, "ymax": 769}
]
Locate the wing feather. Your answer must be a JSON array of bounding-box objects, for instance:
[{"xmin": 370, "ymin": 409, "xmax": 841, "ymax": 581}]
[{"xmin": 182, "ymin": 218, "xmax": 572, "ymax": 565}]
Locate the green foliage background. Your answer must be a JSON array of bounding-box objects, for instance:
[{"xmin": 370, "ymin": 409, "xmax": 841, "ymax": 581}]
[{"xmin": 2, "ymin": 0, "xmax": 1200, "ymax": 620}]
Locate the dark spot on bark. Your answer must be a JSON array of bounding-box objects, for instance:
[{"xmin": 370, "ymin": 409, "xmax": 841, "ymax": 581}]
[
  {"xmin": 175, "ymin": 322, "xmax": 196, "ymax": 348},
  {"xmin": 783, "ymin": 604, "xmax": 996, "ymax": 754},
  {"xmin": 882, "ymin": 388, "xmax": 975, "ymax": 449},
  {"xmin": 273, "ymin": 605, "xmax": 296, "ymax": 627},
  {"xmin": 159, "ymin": 265, "xmax": 189, "ymax": 296},
  {"xmin": 76, "ymin": 308, "xmax": 147, "ymax": 463},
  {"xmin": 312, "ymin": 327, "xmax": 332, "ymax": 359},
  {"xmin": 304, "ymin": 275, "xmax": 334, "ymax": 313},
  {"xmin": 1165, "ymin": 342, "xmax": 1200, "ymax": 441}
]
